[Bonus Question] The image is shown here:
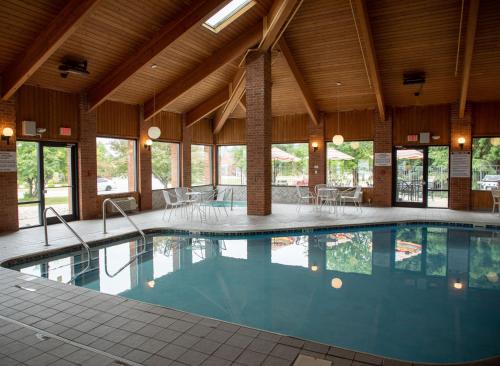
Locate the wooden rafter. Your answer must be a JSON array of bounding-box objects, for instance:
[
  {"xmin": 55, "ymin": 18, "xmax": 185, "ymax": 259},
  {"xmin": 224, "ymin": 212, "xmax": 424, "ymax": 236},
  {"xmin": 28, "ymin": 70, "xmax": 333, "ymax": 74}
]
[
  {"xmin": 186, "ymin": 88, "xmax": 229, "ymax": 128},
  {"xmin": 213, "ymin": 0, "xmax": 303, "ymax": 133},
  {"xmin": 0, "ymin": 0, "xmax": 102, "ymax": 101},
  {"xmin": 144, "ymin": 22, "xmax": 262, "ymax": 121},
  {"xmin": 87, "ymin": 0, "xmax": 229, "ymax": 110},
  {"xmin": 352, "ymin": 0, "xmax": 385, "ymax": 121},
  {"xmin": 459, "ymin": 0, "xmax": 480, "ymax": 118},
  {"xmin": 213, "ymin": 68, "xmax": 246, "ymax": 133},
  {"xmin": 278, "ymin": 38, "xmax": 319, "ymax": 125}
]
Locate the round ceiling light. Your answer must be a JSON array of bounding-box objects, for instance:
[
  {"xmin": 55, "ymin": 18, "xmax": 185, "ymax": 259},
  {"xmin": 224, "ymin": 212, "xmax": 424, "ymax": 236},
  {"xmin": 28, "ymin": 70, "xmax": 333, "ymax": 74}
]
[
  {"xmin": 332, "ymin": 134, "xmax": 344, "ymax": 146},
  {"xmin": 148, "ymin": 126, "xmax": 161, "ymax": 139}
]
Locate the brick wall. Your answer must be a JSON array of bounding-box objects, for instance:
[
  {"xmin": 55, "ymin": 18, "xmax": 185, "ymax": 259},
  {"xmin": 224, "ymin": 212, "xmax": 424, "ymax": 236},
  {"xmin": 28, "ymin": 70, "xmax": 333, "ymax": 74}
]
[
  {"xmin": 308, "ymin": 113, "xmax": 326, "ymax": 193},
  {"xmin": 246, "ymin": 50, "xmax": 272, "ymax": 215},
  {"xmin": 138, "ymin": 106, "xmax": 152, "ymax": 210},
  {"xmin": 0, "ymin": 98, "xmax": 19, "ymax": 232},
  {"xmin": 78, "ymin": 94, "xmax": 98, "ymax": 219},
  {"xmin": 373, "ymin": 110, "xmax": 392, "ymax": 207},
  {"xmin": 449, "ymin": 103, "xmax": 472, "ymax": 210},
  {"xmin": 182, "ymin": 115, "xmax": 192, "ymax": 187}
]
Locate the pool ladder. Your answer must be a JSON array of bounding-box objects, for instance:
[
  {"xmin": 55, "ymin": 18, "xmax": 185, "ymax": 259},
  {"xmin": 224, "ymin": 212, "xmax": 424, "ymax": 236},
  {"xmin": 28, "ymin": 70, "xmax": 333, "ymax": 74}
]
[
  {"xmin": 102, "ymin": 199, "xmax": 148, "ymax": 277},
  {"xmin": 43, "ymin": 207, "xmax": 91, "ymax": 283}
]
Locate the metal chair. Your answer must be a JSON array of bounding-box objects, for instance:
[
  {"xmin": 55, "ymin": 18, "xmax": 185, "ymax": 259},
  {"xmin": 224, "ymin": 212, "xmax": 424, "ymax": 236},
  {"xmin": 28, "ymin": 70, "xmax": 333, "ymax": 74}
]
[
  {"xmin": 296, "ymin": 184, "xmax": 315, "ymax": 212},
  {"xmin": 491, "ymin": 189, "xmax": 500, "ymax": 215},
  {"xmin": 340, "ymin": 186, "xmax": 363, "ymax": 212},
  {"xmin": 162, "ymin": 190, "xmax": 183, "ymax": 221}
]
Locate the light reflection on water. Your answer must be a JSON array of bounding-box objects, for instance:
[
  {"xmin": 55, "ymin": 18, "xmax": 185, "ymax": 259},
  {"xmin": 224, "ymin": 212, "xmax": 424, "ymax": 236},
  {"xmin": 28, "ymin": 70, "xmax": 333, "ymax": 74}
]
[{"xmin": 16, "ymin": 225, "xmax": 500, "ymax": 363}]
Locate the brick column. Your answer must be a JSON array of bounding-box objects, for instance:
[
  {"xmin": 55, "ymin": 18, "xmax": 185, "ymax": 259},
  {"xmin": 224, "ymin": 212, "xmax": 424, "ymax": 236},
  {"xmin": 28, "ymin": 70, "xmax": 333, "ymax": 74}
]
[
  {"xmin": 182, "ymin": 115, "xmax": 192, "ymax": 188},
  {"xmin": 373, "ymin": 109, "xmax": 392, "ymax": 207},
  {"xmin": 308, "ymin": 113, "xmax": 326, "ymax": 193},
  {"xmin": 246, "ymin": 50, "xmax": 272, "ymax": 215},
  {"xmin": 138, "ymin": 106, "xmax": 152, "ymax": 210},
  {"xmin": 78, "ymin": 94, "xmax": 98, "ymax": 219},
  {"xmin": 0, "ymin": 98, "xmax": 19, "ymax": 232},
  {"xmin": 449, "ymin": 103, "xmax": 472, "ymax": 210}
]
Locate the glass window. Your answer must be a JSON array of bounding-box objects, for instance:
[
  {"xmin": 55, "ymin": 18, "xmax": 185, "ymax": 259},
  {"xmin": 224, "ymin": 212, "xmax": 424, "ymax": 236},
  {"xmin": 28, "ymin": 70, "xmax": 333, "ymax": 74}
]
[
  {"xmin": 191, "ymin": 144, "xmax": 213, "ymax": 186},
  {"xmin": 218, "ymin": 145, "xmax": 246, "ymax": 185},
  {"xmin": 203, "ymin": 0, "xmax": 254, "ymax": 33},
  {"xmin": 151, "ymin": 142, "xmax": 180, "ymax": 190},
  {"xmin": 472, "ymin": 137, "xmax": 500, "ymax": 190},
  {"xmin": 96, "ymin": 137, "xmax": 136, "ymax": 195},
  {"xmin": 272, "ymin": 143, "xmax": 309, "ymax": 186},
  {"xmin": 327, "ymin": 141, "xmax": 373, "ymax": 187}
]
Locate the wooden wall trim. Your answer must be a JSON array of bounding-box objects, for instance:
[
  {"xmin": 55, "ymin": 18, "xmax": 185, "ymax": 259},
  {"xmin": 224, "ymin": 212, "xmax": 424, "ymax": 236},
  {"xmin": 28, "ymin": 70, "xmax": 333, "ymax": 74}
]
[
  {"xmin": 191, "ymin": 118, "xmax": 214, "ymax": 145},
  {"xmin": 472, "ymin": 102, "xmax": 500, "ymax": 136},
  {"xmin": 96, "ymin": 101, "xmax": 139, "ymax": 139},
  {"xmin": 325, "ymin": 110, "xmax": 375, "ymax": 141}
]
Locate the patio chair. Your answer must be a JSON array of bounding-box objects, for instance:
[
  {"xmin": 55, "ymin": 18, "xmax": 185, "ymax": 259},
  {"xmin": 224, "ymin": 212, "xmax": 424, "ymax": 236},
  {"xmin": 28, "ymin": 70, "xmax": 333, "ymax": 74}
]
[
  {"xmin": 162, "ymin": 190, "xmax": 183, "ymax": 221},
  {"xmin": 296, "ymin": 184, "xmax": 315, "ymax": 212},
  {"xmin": 175, "ymin": 187, "xmax": 195, "ymax": 216},
  {"xmin": 340, "ymin": 186, "xmax": 363, "ymax": 212},
  {"xmin": 215, "ymin": 187, "xmax": 230, "ymax": 216},
  {"xmin": 320, "ymin": 188, "xmax": 340, "ymax": 214},
  {"xmin": 491, "ymin": 189, "xmax": 500, "ymax": 214},
  {"xmin": 193, "ymin": 190, "xmax": 219, "ymax": 223}
]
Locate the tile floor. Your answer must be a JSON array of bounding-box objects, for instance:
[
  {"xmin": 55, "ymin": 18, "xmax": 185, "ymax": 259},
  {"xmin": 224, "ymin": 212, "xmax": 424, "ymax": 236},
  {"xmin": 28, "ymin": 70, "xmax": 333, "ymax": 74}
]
[{"xmin": 0, "ymin": 204, "xmax": 499, "ymax": 366}]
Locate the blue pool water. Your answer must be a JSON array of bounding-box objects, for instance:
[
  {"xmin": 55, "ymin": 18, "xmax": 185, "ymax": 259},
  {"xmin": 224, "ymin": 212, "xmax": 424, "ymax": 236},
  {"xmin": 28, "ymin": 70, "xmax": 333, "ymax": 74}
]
[{"xmin": 13, "ymin": 224, "xmax": 500, "ymax": 363}]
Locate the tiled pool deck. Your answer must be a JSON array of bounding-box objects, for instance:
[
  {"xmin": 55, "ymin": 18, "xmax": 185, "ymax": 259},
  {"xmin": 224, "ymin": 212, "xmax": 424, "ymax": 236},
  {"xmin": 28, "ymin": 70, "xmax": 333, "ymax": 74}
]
[{"xmin": 0, "ymin": 204, "xmax": 499, "ymax": 366}]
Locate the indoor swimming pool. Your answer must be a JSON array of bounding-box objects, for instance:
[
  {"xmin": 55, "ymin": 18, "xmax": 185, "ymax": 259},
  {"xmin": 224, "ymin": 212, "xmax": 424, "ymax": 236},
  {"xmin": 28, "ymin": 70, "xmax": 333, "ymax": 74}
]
[{"xmin": 10, "ymin": 224, "xmax": 500, "ymax": 363}]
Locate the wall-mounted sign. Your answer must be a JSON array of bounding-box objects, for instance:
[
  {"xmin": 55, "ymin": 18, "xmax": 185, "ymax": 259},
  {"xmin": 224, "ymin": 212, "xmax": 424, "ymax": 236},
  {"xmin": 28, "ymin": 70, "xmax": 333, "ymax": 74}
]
[
  {"xmin": 0, "ymin": 151, "xmax": 16, "ymax": 172},
  {"xmin": 420, "ymin": 132, "xmax": 430, "ymax": 144},
  {"xmin": 450, "ymin": 151, "xmax": 471, "ymax": 178},
  {"xmin": 375, "ymin": 153, "xmax": 392, "ymax": 166},
  {"xmin": 407, "ymin": 134, "xmax": 418, "ymax": 142},
  {"xmin": 60, "ymin": 127, "xmax": 72, "ymax": 136}
]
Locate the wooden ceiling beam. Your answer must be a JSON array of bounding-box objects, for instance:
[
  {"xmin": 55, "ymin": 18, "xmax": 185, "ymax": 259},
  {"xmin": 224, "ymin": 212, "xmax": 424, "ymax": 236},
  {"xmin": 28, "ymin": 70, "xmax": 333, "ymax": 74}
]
[
  {"xmin": 144, "ymin": 22, "xmax": 261, "ymax": 121},
  {"xmin": 0, "ymin": 0, "xmax": 102, "ymax": 101},
  {"xmin": 459, "ymin": 0, "xmax": 480, "ymax": 118},
  {"xmin": 87, "ymin": 0, "xmax": 229, "ymax": 110},
  {"xmin": 352, "ymin": 0, "xmax": 385, "ymax": 121},
  {"xmin": 186, "ymin": 88, "xmax": 229, "ymax": 128},
  {"xmin": 213, "ymin": 68, "xmax": 246, "ymax": 133},
  {"xmin": 213, "ymin": 0, "xmax": 303, "ymax": 133},
  {"xmin": 278, "ymin": 38, "xmax": 319, "ymax": 125}
]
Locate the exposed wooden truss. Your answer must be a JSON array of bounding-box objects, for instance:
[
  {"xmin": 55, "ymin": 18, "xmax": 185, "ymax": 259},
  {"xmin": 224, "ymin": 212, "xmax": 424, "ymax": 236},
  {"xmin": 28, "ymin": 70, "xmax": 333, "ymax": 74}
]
[
  {"xmin": 144, "ymin": 22, "xmax": 262, "ymax": 121},
  {"xmin": 351, "ymin": 0, "xmax": 385, "ymax": 120},
  {"xmin": 87, "ymin": 0, "xmax": 229, "ymax": 110},
  {"xmin": 213, "ymin": 0, "xmax": 303, "ymax": 133},
  {"xmin": 186, "ymin": 88, "xmax": 229, "ymax": 128},
  {"xmin": 459, "ymin": 0, "xmax": 480, "ymax": 118},
  {"xmin": 278, "ymin": 38, "xmax": 319, "ymax": 125},
  {"xmin": 0, "ymin": 0, "xmax": 102, "ymax": 101}
]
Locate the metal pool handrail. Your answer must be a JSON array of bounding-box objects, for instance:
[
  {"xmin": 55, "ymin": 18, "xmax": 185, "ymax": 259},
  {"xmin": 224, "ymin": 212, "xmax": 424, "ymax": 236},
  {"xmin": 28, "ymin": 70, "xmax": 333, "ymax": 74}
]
[
  {"xmin": 43, "ymin": 207, "xmax": 91, "ymax": 284},
  {"xmin": 102, "ymin": 198, "xmax": 146, "ymax": 244},
  {"xmin": 103, "ymin": 242, "xmax": 147, "ymax": 278}
]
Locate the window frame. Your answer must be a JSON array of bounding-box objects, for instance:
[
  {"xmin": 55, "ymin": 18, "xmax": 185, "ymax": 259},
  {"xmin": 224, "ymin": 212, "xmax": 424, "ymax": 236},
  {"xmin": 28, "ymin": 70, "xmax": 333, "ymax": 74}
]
[
  {"xmin": 151, "ymin": 140, "xmax": 181, "ymax": 191},
  {"xmin": 471, "ymin": 136, "xmax": 500, "ymax": 191},
  {"xmin": 271, "ymin": 142, "xmax": 309, "ymax": 187},
  {"xmin": 203, "ymin": 0, "xmax": 255, "ymax": 34},
  {"xmin": 191, "ymin": 144, "xmax": 214, "ymax": 187},
  {"xmin": 217, "ymin": 144, "xmax": 247, "ymax": 186},
  {"xmin": 96, "ymin": 136, "xmax": 138, "ymax": 195},
  {"xmin": 325, "ymin": 140, "xmax": 374, "ymax": 188}
]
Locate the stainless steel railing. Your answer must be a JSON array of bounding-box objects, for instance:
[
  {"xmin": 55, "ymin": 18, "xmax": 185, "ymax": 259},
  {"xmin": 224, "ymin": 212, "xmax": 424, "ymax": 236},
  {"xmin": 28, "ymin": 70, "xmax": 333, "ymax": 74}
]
[
  {"xmin": 102, "ymin": 198, "xmax": 146, "ymax": 244},
  {"xmin": 43, "ymin": 207, "xmax": 91, "ymax": 283}
]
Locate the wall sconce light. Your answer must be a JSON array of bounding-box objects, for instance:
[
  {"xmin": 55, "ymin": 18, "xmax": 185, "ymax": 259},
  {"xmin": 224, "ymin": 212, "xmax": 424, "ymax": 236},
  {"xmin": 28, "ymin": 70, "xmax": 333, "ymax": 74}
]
[
  {"xmin": 144, "ymin": 139, "xmax": 153, "ymax": 150},
  {"xmin": 311, "ymin": 142, "xmax": 318, "ymax": 152},
  {"xmin": 311, "ymin": 264, "xmax": 318, "ymax": 272},
  {"xmin": 453, "ymin": 279, "xmax": 463, "ymax": 290},
  {"xmin": 1, "ymin": 127, "xmax": 13, "ymax": 144},
  {"xmin": 457, "ymin": 137, "xmax": 465, "ymax": 150}
]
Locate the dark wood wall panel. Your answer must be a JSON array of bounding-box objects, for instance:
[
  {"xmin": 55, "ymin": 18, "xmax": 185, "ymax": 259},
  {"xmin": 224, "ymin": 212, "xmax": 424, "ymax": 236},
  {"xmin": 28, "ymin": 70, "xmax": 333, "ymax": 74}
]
[
  {"xmin": 16, "ymin": 85, "xmax": 79, "ymax": 141},
  {"xmin": 154, "ymin": 111, "xmax": 182, "ymax": 141},
  {"xmin": 473, "ymin": 102, "xmax": 500, "ymax": 136},
  {"xmin": 216, "ymin": 118, "xmax": 246, "ymax": 145},
  {"xmin": 392, "ymin": 105, "xmax": 450, "ymax": 146},
  {"xmin": 191, "ymin": 118, "xmax": 213, "ymax": 145},
  {"xmin": 471, "ymin": 190, "xmax": 492, "ymax": 211},
  {"xmin": 96, "ymin": 101, "xmax": 139, "ymax": 139},
  {"xmin": 272, "ymin": 114, "xmax": 309, "ymax": 143},
  {"xmin": 325, "ymin": 110, "xmax": 375, "ymax": 141}
]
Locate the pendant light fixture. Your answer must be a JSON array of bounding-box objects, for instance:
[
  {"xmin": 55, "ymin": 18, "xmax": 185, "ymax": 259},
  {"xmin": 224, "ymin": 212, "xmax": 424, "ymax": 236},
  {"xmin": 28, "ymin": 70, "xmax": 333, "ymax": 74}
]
[{"xmin": 332, "ymin": 82, "xmax": 344, "ymax": 145}]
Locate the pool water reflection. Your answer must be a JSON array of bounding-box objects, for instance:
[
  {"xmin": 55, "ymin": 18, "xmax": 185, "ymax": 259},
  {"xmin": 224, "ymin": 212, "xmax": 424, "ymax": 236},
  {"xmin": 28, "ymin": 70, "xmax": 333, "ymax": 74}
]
[{"xmin": 16, "ymin": 225, "xmax": 500, "ymax": 363}]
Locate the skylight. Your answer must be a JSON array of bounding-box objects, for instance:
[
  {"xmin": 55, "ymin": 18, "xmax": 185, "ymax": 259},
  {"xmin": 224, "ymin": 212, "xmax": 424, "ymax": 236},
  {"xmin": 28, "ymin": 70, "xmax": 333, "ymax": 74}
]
[{"xmin": 204, "ymin": 0, "xmax": 255, "ymax": 33}]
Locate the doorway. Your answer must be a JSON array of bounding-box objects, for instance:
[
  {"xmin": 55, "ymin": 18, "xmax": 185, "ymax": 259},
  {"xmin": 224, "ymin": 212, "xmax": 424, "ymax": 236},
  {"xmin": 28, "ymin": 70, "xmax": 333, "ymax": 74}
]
[
  {"xmin": 17, "ymin": 141, "xmax": 78, "ymax": 228},
  {"xmin": 393, "ymin": 146, "xmax": 449, "ymax": 208}
]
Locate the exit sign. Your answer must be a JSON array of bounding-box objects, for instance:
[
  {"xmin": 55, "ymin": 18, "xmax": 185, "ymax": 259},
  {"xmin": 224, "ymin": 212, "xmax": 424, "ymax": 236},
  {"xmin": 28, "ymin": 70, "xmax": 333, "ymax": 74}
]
[
  {"xmin": 60, "ymin": 127, "xmax": 72, "ymax": 136},
  {"xmin": 407, "ymin": 134, "xmax": 418, "ymax": 142}
]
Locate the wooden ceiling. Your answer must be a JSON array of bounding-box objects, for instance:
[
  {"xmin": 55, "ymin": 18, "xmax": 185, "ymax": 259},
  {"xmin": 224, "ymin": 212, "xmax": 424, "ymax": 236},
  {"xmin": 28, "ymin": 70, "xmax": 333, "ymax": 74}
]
[{"xmin": 1, "ymin": 0, "xmax": 499, "ymax": 120}]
